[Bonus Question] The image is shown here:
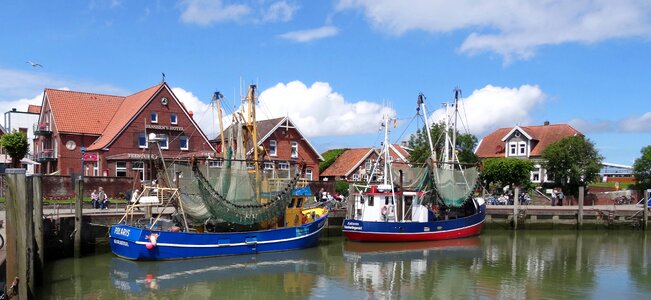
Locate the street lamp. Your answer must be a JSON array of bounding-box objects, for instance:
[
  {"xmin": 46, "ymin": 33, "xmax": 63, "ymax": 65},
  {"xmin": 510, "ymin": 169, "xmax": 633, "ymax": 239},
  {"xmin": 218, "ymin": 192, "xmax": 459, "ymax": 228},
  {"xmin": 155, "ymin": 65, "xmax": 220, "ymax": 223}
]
[{"xmin": 80, "ymin": 146, "xmax": 86, "ymax": 180}]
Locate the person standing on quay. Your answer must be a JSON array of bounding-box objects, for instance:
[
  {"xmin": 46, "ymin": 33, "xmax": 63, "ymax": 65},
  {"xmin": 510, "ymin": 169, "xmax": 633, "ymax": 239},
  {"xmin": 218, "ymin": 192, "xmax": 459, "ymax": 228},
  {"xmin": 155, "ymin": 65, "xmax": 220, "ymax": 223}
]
[
  {"xmin": 91, "ymin": 189, "xmax": 99, "ymax": 208},
  {"xmin": 98, "ymin": 187, "xmax": 107, "ymax": 209},
  {"xmin": 551, "ymin": 189, "xmax": 557, "ymax": 206}
]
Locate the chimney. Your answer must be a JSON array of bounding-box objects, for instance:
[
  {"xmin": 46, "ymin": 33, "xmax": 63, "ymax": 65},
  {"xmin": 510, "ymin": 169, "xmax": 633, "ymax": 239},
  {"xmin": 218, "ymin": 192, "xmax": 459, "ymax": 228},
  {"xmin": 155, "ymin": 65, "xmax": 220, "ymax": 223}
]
[{"xmin": 543, "ymin": 120, "xmax": 550, "ymax": 126}]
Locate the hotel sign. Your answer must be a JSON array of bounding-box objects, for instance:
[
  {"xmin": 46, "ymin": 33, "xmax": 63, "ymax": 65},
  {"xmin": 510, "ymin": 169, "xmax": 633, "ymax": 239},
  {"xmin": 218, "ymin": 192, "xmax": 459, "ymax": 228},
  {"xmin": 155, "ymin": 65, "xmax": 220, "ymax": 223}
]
[
  {"xmin": 145, "ymin": 124, "xmax": 184, "ymax": 131},
  {"xmin": 127, "ymin": 153, "xmax": 158, "ymax": 160},
  {"xmin": 83, "ymin": 153, "xmax": 98, "ymax": 161}
]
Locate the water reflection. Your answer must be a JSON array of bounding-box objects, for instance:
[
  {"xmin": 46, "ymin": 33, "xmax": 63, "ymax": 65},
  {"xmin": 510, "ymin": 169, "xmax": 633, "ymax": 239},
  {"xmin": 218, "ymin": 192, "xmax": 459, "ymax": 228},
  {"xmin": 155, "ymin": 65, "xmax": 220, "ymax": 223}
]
[{"xmin": 40, "ymin": 231, "xmax": 651, "ymax": 299}]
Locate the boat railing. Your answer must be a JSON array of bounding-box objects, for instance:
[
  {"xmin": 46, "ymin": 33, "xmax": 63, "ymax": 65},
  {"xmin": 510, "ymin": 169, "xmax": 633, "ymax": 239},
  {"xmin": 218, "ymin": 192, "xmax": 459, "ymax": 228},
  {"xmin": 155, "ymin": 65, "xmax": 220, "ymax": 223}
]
[{"xmin": 120, "ymin": 185, "xmax": 189, "ymax": 231}]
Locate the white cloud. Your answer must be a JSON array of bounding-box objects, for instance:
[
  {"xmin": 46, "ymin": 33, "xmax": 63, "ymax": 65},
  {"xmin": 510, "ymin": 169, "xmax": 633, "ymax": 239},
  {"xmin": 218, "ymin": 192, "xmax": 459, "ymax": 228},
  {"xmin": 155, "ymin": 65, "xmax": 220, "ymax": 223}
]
[
  {"xmin": 258, "ymin": 81, "xmax": 395, "ymax": 137},
  {"xmin": 336, "ymin": 0, "xmax": 651, "ymax": 61},
  {"xmin": 427, "ymin": 85, "xmax": 546, "ymax": 137},
  {"xmin": 179, "ymin": 0, "xmax": 251, "ymax": 26},
  {"xmin": 620, "ymin": 112, "xmax": 651, "ymax": 132},
  {"xmin": 170, "ymin": 87, "xmax": 218, "ymax": 137},
  {"xmin": 263, "ymin": 1, "xmax": 298, "ymax": 23},
  {"xmin": 278, "ymin": 26, "xmax": 339, "ymax": 42}
]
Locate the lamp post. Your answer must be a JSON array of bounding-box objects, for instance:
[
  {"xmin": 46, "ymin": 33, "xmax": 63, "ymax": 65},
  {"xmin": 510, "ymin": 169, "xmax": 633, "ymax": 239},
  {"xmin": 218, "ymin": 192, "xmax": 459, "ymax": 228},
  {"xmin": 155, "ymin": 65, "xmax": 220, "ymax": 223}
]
[{"xmin": 80, "ymin": 146, "xmax": 86, "ymax": 180}]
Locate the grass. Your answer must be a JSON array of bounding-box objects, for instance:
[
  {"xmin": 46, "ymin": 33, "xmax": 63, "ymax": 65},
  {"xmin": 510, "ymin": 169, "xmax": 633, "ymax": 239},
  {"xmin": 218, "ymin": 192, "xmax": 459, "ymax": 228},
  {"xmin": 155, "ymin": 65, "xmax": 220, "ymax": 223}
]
[{"xmin": 589, "ymin": 182, "xmax": 634, "ymax": 190}]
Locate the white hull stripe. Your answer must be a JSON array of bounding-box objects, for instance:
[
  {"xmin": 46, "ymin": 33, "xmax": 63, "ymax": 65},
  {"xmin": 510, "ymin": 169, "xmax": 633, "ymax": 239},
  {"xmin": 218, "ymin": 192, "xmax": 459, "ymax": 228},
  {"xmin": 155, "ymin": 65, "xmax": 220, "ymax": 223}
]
[
  {"xmin": 342, "ymin": 219, "xmax": 484, "ymax": 235},
  {"xmin": 128, "ymin": 225, "xmax": 325, "ymax": 248}
]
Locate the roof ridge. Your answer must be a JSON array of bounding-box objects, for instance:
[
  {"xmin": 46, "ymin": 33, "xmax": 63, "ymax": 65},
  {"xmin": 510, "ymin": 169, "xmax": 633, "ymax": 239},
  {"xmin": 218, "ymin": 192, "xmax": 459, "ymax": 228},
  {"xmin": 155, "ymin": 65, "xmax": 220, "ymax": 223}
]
[{"xmin": 45, "ymin": 88, "xmax": 126, "ymax": 98}]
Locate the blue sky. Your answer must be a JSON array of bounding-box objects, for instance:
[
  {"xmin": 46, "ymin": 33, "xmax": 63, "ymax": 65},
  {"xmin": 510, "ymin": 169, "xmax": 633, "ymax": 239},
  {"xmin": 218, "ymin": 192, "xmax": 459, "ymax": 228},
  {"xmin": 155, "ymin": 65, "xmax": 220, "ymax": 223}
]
[{"xmin": 1, "ymin": 0, "xmax": 650, "ymax": 165}]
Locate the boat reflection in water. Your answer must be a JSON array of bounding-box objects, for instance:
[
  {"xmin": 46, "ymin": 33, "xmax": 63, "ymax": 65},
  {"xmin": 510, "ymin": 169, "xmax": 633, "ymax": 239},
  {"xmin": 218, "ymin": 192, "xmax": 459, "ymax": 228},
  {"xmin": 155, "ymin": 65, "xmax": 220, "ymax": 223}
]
[
  {"xmin": 343, "ymin": 238, "xmax": 482, "ymax": 299},
  {"xmin": 110, "ymin": 248, "xmax": 324, "ymax": 293}
]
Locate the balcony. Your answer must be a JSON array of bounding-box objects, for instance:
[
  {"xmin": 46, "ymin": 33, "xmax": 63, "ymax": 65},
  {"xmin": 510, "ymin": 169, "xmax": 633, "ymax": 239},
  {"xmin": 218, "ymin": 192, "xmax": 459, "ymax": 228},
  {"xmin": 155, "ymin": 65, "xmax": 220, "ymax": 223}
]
[
  {"xmin": 34, "ymin": 123, "xmax": 52, "ymax": 135},
  {"xmin": 36, "ymin": 149, "xmax": 57, "ymax": 162}
]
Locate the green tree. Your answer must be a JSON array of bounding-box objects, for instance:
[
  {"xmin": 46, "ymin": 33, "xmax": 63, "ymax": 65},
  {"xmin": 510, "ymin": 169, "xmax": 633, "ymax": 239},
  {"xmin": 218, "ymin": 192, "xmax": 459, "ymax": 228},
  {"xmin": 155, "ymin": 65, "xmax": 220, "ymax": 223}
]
[
  {"xmin": 542, "ymin": 136, "xmax": 603, "ymax": 195},
  {"xmin": 0, "ymin": 130, "xmax": 29, "ymax": 168},
  {"xmin": 407, "ymin": 123, "xmax": 478, "ymax": 164},
  {"xmin": 335, "ymin": 181, "xmax": 350, "ymax": 197},
  {"xmin": 320, "ymin": 148, "xmax": 348, "ymax": 172},
  {"xmin": 481, "ymin": 158, "xmax": 534, "ymax": 188},
  {"xmin": 633, "ymin": 145, "xmax": 651, "ymax": 191}
]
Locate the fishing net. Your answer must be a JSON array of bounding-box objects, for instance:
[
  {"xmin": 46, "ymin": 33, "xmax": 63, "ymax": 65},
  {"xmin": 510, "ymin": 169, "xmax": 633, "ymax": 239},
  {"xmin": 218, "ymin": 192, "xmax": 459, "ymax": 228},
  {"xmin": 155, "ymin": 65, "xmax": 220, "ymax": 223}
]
[
  {"xmin": 432, "ymin": 165, "xmax": 479, "ymax": 207},
  {"xmin": 168, "ymin": 160, "xmax": 301, "ymax": 226}
]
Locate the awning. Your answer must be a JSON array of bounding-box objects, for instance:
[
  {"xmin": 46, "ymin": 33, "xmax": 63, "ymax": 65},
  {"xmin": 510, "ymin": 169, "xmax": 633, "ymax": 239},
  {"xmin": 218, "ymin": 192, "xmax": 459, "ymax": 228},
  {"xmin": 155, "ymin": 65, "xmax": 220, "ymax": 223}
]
[{"xmin": 21, "ymin": 157, "xmax": 41, "ymax": 165}]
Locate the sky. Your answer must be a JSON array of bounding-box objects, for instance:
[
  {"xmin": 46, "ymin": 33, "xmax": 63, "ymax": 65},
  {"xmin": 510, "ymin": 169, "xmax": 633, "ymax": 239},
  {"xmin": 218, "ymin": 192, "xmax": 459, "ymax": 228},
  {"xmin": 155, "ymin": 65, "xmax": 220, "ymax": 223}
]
[{"xmin": 1, "ymin": 0, "xmax": 650, "ymax": 166}]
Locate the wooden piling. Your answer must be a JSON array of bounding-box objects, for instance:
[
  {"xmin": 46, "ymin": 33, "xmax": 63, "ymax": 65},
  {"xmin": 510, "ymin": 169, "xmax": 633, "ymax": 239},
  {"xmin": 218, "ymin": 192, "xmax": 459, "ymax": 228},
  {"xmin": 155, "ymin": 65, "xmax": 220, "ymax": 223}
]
[
  {"xmin": 513, "ymin": 188, "xmax": 519, "ymax": 230},
  {"xmin": 74, "ymin": 178, "xmax": 83, "ymax": 258},
  {"xmin": 644, "ymin": 189, "xmax": 649, "ymax": 230},
  {"xmin": 578, "ymin": 186, "xmax": 585, "ymax": 229},
  {"xmin": 5, "ymin": 169, "xmax": 35, "ymax": 299},
  {"xmin": 32, "ymin": 174, "xmax": 44, "ymax": 286}
]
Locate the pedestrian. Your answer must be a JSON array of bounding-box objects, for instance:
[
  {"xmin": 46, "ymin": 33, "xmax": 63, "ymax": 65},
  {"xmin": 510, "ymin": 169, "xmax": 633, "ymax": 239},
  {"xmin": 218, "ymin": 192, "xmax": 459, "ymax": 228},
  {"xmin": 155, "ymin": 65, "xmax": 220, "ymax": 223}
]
[
  {"xmin": 130, "ymin": 189, "xmax": 141, "ymax": 211},
  {"xmin": 91, "ymin": 189, "xmax": 99, "ymax": 209},
  {"xmin": 98, "ymin": 187, "xmax": 108, "ymax": 209},
  {"xmin": 551, "ymin": 189, "xmax": 557, "ymax": 207},
  {"xmin": 557, "ymin": 190, "xmax": 564, "ymax": 206}
]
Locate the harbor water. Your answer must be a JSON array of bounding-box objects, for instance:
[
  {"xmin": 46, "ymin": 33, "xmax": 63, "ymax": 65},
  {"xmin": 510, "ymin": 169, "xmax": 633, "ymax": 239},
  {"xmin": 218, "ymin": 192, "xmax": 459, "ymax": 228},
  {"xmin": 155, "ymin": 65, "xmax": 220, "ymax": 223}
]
[{"xmin": 39, "ymin": 230, "xmax": 651, "ymax": 299}]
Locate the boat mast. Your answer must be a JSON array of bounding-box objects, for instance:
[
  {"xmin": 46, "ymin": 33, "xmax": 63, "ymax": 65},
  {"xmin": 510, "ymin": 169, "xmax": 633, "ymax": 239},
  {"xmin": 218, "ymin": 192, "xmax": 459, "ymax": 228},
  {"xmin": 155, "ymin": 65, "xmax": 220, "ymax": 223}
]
[
  {"xmin": 451, "ymin": 87, "xmax": 461, "ymax": 164},
  {"xmin": 417, "ymin": 93, "xmax": 437, "ymax": 162},
  {"xmin": 214, "ymin": 91, "xmax": 226, "ymax": 153}
]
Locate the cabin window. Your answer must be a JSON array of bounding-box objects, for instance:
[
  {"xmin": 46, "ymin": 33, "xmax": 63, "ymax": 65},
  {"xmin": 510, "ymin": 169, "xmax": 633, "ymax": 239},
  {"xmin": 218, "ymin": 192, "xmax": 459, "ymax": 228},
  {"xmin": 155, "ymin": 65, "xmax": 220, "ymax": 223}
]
[
  {"xmin": 151, "ymin": 112, "xmax": 158, "ymax": 123},
  {"xmin": 159, "ymin": 134, "xmax": 169, "ymax": 149},
  {"xmin": 138, "ymin": 133, "xmax": 147, "ymax": 148},
  {"xmin": 368, "ymin": 196, "xmax": 374, "ymax": 206},
  {"xmin": 132, "ymin": 161, "xmax": 145, "ymax": 181},
  {"xmin": 170, "ymin": 113, "xmax": 178, "ymax": 125},
  {"xmin": 288, "ymin": 198, "xmax": 295, "ymax": 208},
  {"xmin": 179, "ymin": 135, "xmax": 189, "ymax": 150},
  {"xmin": 296, "ymin": 198, "xmax": 303, "ymax": 208},
  {"xmin": 116, "ymin": 161, "xmax": 127, "ymax": 177},
  {"xmin": 291, "ymin": 141, "xmax": 298, "ymax": 158},
  {"xmin": 269, "ymin": 140, "xmax": 277, "ymax": 156},
  {"xmin": 385, "ymin": 196, "xmax": 390, "ymax": 205}
]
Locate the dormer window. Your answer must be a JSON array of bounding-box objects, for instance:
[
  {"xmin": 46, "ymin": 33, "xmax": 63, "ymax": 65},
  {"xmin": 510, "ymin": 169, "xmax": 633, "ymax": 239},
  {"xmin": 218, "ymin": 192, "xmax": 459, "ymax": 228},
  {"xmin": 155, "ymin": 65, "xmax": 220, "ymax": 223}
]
[
  {"xmin": 509, "ymin": 143, "xmax": 517, "ymax": 156},
  {"xmin": 519, "ymin": 142, "xmax": 527, "ymax": 155}
]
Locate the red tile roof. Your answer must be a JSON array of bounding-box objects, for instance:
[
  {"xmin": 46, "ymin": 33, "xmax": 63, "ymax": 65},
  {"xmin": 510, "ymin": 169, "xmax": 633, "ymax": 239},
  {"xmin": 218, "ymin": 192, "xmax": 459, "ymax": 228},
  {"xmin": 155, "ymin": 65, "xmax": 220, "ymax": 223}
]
[
  {"xmin": 390, "ymin": 144, "xmax": 410, "ymax": 162},
  {"xmin": 27, "ymin": 105, "xmax": 41, "ymax": 114},
  {"xmin": 45, "ymin": 88, "xmax": 125, "ymax": 135},
  {"xmin": 321, "ymin": 148, "xmax": 375, "ymax": 177},
  {"xmin": 475, "ymin": 123, "xmax": 583, "ymax": 158}
]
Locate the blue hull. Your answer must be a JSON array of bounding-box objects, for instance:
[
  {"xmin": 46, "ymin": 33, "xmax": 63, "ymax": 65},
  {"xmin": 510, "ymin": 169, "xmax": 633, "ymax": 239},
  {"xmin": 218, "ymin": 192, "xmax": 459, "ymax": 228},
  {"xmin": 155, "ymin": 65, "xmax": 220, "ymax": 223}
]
[{"xmin": 109, "ymin": 213, "xmax": 328, "ymax": 260}]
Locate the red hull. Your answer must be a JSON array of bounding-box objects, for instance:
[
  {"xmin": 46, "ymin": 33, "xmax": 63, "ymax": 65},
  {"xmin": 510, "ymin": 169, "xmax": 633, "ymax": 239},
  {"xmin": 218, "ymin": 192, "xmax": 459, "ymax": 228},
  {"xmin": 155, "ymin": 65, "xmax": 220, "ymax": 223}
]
[{"xmin": 343, "ymin": 221, "xmax": 484, "ymax": 242}]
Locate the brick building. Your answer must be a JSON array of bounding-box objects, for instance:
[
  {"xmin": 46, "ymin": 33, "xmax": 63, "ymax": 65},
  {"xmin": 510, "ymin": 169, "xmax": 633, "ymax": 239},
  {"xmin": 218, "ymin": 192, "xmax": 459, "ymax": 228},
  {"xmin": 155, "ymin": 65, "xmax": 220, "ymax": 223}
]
[
  {"xmin": 320, "ymin": 144, "xmax": 410, "ymax": 182},
  {"xmin": 33, "ymin": 82, "xmax": 215, "ymax": 179},
  {"xmin": 214, "ymin": 117, "xmax": 324, "ymax": 180}
]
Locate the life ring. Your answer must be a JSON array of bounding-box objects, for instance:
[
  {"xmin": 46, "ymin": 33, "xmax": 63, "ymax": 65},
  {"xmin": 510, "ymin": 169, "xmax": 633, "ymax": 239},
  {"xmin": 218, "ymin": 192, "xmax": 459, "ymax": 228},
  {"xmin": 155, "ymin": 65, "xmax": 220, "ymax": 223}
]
[{"xmin": 381, "ymin": 206, "xmax": 388, "ymax": 215}]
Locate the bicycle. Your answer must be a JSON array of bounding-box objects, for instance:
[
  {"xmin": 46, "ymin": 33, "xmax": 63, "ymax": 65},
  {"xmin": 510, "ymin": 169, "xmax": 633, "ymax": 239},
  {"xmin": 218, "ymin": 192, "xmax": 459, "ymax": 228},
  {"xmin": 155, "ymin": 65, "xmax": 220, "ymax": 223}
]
[{"xmin": 0, "ymin": 233, "xmax": 4, "ymax": 250}]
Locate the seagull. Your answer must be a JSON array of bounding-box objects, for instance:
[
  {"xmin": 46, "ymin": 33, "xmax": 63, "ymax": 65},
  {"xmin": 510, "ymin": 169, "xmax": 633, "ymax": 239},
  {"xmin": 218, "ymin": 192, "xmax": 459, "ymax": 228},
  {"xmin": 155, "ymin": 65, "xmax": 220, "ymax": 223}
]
[{"xmin": 26, "ymin": 61, "xmax": 43, "ymax": 67}]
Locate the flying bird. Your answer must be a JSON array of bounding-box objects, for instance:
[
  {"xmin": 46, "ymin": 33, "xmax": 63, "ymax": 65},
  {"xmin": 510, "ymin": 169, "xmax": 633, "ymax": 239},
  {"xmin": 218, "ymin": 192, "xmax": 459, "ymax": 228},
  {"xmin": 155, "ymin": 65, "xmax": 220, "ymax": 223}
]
[{"xmin": 26, "ymin": 61, "xmax": 43, "ymax": 67}]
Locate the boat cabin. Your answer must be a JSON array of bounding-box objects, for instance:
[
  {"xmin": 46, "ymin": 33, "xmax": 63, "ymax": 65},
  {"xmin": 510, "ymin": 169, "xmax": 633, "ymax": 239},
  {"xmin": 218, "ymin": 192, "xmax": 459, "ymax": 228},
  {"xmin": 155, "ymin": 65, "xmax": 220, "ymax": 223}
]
[{"xmin": 351, "ymin": 184, "xmax": 432, "ymax": 223}]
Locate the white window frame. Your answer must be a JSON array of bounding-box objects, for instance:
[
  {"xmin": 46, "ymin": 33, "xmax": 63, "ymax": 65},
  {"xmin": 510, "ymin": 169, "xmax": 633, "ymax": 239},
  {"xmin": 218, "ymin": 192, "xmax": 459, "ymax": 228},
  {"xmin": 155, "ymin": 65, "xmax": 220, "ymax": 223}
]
[
  {"xmin": 209, "ymin": 160, "xmax": 223, "ymax": 168},
  {"xmin": 151, "ymin": 112, "xmax": 158, "ymax": 124},
  {"xmin": 291, "ymin": 141, "xmax": 298, "ymax": 158},
  {"xmin": 264, "ymin": 162, "xmax": 274, "ymax": 170},
  {"xmin": 269, "ymin": 140, "xmax": 277, "ymax": 156},
  {"xmin": 179, "ymin": 135, "xmax": 189, "ymax": 150},
  {"xmin": 531, "ymin": 164, "xmax": 541, "ymax": 183},
  {"xmin": 116, "ymin": 161, "xmax": 127, "ymax": 177},
  {"xmin": 138, "ymin": 133, "xmax": 148, "ymax": 149},
  {"xmin": 519, "ymin": 142, "xmax": 527, "ymax": 156},
  {"xmin": 509, "ymin": 142, "xmax": 517, "ymax": 156},
  {"xmin": 132, "ymin": 161, "xmax": 145, "ymax": 181},
  {"xmin": 305, "ymin": 168, "xmax": 313, "ymax": 180},
  {"xmin": 279, "ymin": 162, "xmax": 289, "ymax": 170},
  {"xmin": 170, "ymin": 113, "xmax": 178, "ymax": 125},
  {"xmin": 365, "ymin": 159, "xmax": 372, "ymax": 170},
  {"xmin": 352, "ymin": 174, "xmax": 360, "ymax": 181},
  {"xmin": 159, "ymin": 134, "xmax": 169, "ymax": 149}
]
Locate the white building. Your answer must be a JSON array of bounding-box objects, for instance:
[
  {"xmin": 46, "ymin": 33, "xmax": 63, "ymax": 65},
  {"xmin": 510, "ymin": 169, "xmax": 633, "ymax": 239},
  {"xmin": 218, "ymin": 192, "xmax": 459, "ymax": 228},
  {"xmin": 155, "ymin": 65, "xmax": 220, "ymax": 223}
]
[{"xmin": 3, "ymin": 106, "xmax": 41, "ymax": 174}]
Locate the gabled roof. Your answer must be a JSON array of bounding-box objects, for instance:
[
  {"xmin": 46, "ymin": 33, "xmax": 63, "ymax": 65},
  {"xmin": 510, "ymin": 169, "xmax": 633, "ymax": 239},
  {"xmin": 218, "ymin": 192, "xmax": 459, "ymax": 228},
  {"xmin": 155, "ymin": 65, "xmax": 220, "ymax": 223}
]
[
  {"xmin": 27, "ymin": 105, "xmax": 41, "ymax": 114},
  {"xmin": 475, "ymin": 123, "xmax": 583, "ymax": 158},
  {"xmin": 44, "ymin": 88, "xmax": 126, "ymax": 135},
  {"xmin": 500, "ymin": 125, "xmax": 533, "ymax": 141},
  {"xmin": 321, "ymin": 148, "xmax": 376, "ymax": 177},
  {"xmin": 389, "ymin": 144, "xmax": 410, "ymax": 162}
]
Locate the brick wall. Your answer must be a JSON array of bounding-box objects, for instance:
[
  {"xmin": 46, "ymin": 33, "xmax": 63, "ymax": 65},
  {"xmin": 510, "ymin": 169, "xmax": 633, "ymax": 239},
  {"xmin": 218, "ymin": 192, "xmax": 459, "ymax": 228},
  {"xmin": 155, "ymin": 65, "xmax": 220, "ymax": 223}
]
[{"xmin": 42, "ymin": 175, "xmax": 135, "ymax": 200}]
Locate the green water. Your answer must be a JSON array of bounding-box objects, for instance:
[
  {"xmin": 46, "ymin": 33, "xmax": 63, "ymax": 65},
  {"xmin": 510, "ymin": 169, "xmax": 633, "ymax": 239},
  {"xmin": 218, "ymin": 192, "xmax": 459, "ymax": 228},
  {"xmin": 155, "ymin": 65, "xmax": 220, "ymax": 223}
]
[{"xmin": 39, "ymin": 230, "xmax": 651, "ymax": 299}]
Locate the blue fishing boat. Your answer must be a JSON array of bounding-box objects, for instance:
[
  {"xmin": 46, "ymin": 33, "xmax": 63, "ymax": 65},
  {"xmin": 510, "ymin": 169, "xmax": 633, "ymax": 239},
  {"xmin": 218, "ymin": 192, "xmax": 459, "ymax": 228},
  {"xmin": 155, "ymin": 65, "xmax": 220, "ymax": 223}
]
[{"xmin": 110, "ymin": 84, "xmax": 328, "ymax": 260}]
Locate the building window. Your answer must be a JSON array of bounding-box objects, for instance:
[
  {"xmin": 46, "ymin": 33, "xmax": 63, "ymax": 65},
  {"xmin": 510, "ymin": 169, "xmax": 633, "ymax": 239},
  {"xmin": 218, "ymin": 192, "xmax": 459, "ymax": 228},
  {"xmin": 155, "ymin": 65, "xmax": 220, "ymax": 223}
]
[
  {"xmin": 132, "ymin": 161, "xmax": 145, "ymax": 181},
  {"xmin": 170, "ymin": 113, "xmax": 178, "ymax": 125},
  {"xmin": 519, "ymin": 142, "xmax": 527, "ymax": 156},
  {"xmin": 179, "ymin": 135, "xmax": 189, "ymax": 150},
  {"xmin": 352, "ymin": 174, "xmax": 359, "ymax": 181},
  {"xmin": 531, "ymin": 165, "xmax": 541, "ymax": 182},
  {"xmin": 291, "ymin": 141, "xmax": 298, "ymax": 158},
  {"xmin": 151, "ymin": 112, "xmax": 158, "ymax": 123},
  {"xmin": 269, "ymin": 140, "xmax": 277, "ymax": 156},
  {"xmin": 116, "ymin": 162, "xmax": 127, "ymax": 177},
  {"xmin": 138, "ymin": 133, "xmax": 147, "ymax": 148},
  {"xmin": 279, "ymin": 162, "xmax": 289, "ymax": 170},
  {"xmin": 305, "ymin": 168, "xmax": 313, "ymax": 180},
  {"xmin": 365, "ymin": 159, "xmax": 372, "ymax": 170},
  {"xmin": 264, "ymin": 162, "xmax": 274, "ymax": 170},
  {"xmin": 159, "ymin": 134, "xmax": 169, "ymax": 149},
  {"xmin": 509, "ymin": 142, "xmax": 517, "ymax": 156},
  {"xmin": 209, "ymin": 160, "xmax": 223, "ymax": 168}
]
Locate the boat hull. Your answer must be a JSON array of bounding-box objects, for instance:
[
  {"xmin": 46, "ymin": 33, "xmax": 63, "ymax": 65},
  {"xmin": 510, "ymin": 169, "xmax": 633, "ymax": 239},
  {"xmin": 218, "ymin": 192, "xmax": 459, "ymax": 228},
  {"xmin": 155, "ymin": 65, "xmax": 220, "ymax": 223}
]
[
  {"xmin": 342, "ymin": 204, "xmax": 485, "ymax": 242},
  {"xmin": 109, "ymin": 213, "xmax": 328, "ymax": 260}
]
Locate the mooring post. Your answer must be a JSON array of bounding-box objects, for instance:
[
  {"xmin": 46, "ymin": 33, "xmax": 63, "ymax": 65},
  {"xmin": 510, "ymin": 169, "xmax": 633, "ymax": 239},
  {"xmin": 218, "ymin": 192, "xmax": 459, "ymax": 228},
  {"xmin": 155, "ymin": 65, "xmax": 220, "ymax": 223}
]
[
  {"xmin": 32, "ymin": 174, "xmax": 44, "ymax": 286},
  {"xmin": 644, "ymin": 189, "xmax": 649, "ymax": 230},
  {"xmin": 75, "ymin": 178, "xmax": 83, "ymax": 258},
  {"xmin": 5, "ymin": 169, "xmax": 35, "ymax": 299},
  {"xmin": 398, "ymin": 170, "xmax": 403, "ymax": 222},
  {"xmin": 578, "ymin": 186, "xmax": 585, "ymax": 229},
  {"xmin": 513, "ymin": 187, "xmax": 519, "ymax": 230}
]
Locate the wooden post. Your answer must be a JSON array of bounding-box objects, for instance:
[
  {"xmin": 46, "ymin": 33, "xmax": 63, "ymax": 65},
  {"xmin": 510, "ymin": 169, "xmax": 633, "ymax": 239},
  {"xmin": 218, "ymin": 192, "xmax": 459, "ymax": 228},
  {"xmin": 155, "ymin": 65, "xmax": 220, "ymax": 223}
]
[
  {"xmin": 74, "ymin": 178, "xmax": 83, "ymax": 258},
  {"xmin": 32, "ymin": 174, "xmax": 44, "ymax": 286},
  {"xmin": 513, "ymin": 187, "xmax": 519, "ymax": 230},
  {"xmin": 5, "ymin": 169, "xmax": 35, "ymax": 299},
  {"xmin": 397, "ymin": 170, "xmax": 403, "ymax": 222},
  {"xmin": 644, "ymin": 189, "xmax": 649, "ymax": 230},
  {"xmin": 578, "ymin": 186, "xmax": 585, "ymax": 229},
  {"xmin": 347, "ymin": 183, "xmax": 355, "ymax": 219}
]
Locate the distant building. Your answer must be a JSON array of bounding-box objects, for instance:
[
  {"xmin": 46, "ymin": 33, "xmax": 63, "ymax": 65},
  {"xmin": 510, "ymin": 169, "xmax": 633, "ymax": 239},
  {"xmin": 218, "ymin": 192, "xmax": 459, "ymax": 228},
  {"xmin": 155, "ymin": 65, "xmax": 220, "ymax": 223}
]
[
  {"xmin": 599, "ymin": 162, "xmax": 635, "ymax": 183},
  {"xmin": 320, "ymin": 144, "xmax": 410, "ymax": 182},
  {"xmin": 474, "ymin": 121, "xmax": 583, "ymax": 184},
  {"xmin": 3, "ymin": 106, "xmax": 41, "ymax": 174},
  {"xmin": 33, "ymin": 82, "xmax": 215, "ymax": 178}
]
